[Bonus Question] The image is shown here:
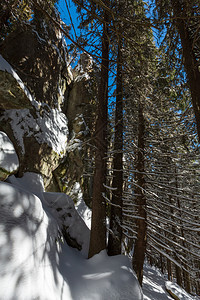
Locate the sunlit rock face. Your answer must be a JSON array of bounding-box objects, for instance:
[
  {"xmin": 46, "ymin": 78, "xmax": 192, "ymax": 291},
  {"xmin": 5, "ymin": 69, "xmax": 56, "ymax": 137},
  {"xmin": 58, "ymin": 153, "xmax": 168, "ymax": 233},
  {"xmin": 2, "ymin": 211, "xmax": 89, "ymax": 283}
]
[
  {"xmin": 0, "ymin": 70, "xmax": 33, "ymax": 110},
  {"xmin": 48, "ymin": 54, "xmax": 98, "ymax": 206},
  {"xmin": 0, "ymin": 15, "xmax": 97, "ymax": 199},
  {"xmin": 0, "ymin": 14, "xmax": 70, "ymax": 187},
  {"xmin": 0, "ymin": 106, "xmax": 68, "ymax": 187}
]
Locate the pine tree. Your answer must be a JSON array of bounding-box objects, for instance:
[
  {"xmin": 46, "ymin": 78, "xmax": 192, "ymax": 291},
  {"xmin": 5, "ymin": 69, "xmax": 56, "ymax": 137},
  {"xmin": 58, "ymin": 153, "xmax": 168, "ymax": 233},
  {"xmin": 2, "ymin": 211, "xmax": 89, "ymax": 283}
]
[
  {"xmin": 88, "ymin": 0, "xmax": 110, "ymax": 258},
  {"xmin": 154, "ymin": 0, "xmax": 200, "ymax": 140}
]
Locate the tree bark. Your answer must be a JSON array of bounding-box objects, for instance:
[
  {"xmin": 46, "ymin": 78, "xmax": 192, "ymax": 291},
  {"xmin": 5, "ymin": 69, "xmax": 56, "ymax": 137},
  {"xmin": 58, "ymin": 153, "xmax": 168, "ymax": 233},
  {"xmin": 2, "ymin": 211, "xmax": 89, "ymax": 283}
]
[
  {"xmin": 171, "ymin": 0, "xmax": 200, "ymax": 142},
  {"xmin": 108, "ymin": 36, "xmax": 123, "ymax": 256},
  {"xmin": 175, "ymin": 169, "xmax": 191, "ymax": 293},
  {"xmin": 88, "ymin": 3, "xmax": 109, "ymax": 258},
  {"xmin": 132, "ymin": 103, "xmax": 147, "ymax": 286}
]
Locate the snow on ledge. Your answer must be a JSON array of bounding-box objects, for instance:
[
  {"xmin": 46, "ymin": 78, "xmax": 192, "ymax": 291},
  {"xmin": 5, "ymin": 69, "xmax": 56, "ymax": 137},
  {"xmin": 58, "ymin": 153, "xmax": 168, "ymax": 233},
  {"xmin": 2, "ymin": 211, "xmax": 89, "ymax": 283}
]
[{"xmin": 1, "ymin": 107, "xmax": 68, "ymax": 155}]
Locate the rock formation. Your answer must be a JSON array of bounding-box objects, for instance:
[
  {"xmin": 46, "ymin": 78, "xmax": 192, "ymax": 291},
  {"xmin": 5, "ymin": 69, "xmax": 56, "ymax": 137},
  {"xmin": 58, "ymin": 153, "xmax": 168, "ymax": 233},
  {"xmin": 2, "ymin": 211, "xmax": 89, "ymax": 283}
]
[{"xmin": 0, "ymin": 10, "xmax": 97, "ymax": 204}]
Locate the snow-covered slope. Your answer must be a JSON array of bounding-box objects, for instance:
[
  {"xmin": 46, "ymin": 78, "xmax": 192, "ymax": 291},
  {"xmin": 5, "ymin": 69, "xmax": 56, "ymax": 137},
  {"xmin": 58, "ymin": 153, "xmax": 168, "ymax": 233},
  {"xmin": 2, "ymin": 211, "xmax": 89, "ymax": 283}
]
[
  {"xmin": 1, "ymin": 135, "xmax": 198, "ymax": 300},
  {"xmin": 0, "ymin": 174, "xmax": 143, "ymax": 300},
  {"xmin": 143, "ymin": 262, "xmax": 200, "ymax": 300},
  {"xmin": 0, "ymin": 180, "xmax": 72, "ymax": 300}
]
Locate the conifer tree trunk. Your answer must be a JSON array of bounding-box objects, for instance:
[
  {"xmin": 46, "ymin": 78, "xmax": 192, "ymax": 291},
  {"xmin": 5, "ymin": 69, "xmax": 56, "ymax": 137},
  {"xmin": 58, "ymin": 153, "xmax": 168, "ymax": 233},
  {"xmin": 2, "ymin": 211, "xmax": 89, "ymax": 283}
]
[
  {"xmin": 88, "ymin": 3, "xmax": 109, "ymax": 258},
  {"xmin": 167, "ymin": 258, "xmax": 172, "ymax": 280},
  {"xmin": 171, "ymin": 0, "xmax": 200, "ymax": 141},
  {"xmin": 132, "ymin": 102, "xmax": 147, "ymax": 286},
  {"xmin": 108, "ymin": 36, "xmax": 123, "ymax": 256},
  {"xmin": 175, "ymin": 169, "xmax": 191, "ymax": 293}
]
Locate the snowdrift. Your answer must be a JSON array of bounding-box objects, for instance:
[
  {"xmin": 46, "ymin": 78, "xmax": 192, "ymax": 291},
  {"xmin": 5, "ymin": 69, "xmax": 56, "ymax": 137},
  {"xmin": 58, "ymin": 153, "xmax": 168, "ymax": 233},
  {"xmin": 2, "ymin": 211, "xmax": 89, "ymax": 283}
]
[
  {"xmin": 0, "ymin": 181, "xmax": 72, "ymax": 300},
  {"xmin": 0, "ymin": 177, "xmax": 143, "ymax": 300}
]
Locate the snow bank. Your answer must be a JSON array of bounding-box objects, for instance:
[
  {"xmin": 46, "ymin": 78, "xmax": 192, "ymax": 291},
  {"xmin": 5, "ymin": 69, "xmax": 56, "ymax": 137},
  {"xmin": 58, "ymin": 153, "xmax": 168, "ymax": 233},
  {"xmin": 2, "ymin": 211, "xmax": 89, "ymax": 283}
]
[
  {"xmin": 1, "ymin": 173, "xmax": 143, "ymax": 300},
  {"xmin": 0, "ymin": 131, "xmax": 19, "ymax": 173},
  {"xmin": 7, "ymin": 172, "xmax": 45, "ymax": 200},
  {"xmin": 59, "ymin": 247, "xmax": 143, "ymax": 300},
  {"xmin": 0, "ymin": 181, "xmax": 72, "ymax": 300},
  {"xmin": 143, "ymin": 263, "xmax": 172, "ymax": 300}
]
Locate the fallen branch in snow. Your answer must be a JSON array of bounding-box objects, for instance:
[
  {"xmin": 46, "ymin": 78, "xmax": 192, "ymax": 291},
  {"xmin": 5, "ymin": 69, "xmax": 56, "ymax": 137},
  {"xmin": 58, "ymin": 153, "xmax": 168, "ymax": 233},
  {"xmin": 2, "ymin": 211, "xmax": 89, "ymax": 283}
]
[{"xmin": 166, "ymin": 288, "xmax": 181, "ymax": 300}]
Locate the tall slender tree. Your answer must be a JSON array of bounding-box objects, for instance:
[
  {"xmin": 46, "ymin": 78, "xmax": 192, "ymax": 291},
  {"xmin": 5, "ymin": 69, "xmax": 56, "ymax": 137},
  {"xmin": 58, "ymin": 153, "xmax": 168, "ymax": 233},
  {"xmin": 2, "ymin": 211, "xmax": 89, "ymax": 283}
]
[
  {"xmin": 88, "ymin": 0, "xmax": 110, "ymax": 258},
  {"xmin": 155, "ymin": 0, "xmax": 200, "ymax": 140},
  {"xmin": 108, "ymin": 34, "xmax": 123, "ymax": 256},
  {"xmin": 132, "ymin": 102, "xmax": 147, "ymax": 285}
]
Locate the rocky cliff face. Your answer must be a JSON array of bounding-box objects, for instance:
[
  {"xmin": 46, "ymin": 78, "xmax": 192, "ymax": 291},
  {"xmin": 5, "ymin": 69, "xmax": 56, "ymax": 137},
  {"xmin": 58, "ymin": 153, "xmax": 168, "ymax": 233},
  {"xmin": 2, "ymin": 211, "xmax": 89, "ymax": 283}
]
[{"xmin": 0, "ymin": 12, "xmax": 97, "ymax": 201}]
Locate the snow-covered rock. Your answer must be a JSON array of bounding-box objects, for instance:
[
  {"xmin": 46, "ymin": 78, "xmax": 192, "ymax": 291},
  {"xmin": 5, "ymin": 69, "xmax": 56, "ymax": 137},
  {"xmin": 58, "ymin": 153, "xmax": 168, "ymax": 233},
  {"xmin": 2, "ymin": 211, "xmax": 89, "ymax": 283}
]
[
  {"xmin": 2, "ymin": 107, "xmax": 68, "ymax": 156},
  {"xmin": 0, "ymin": 131, "xmax": 19, "ymax": 180},
  {"xmin": 43, "ymin": 191, "xmax": 90, "ymax": 257},
  {"xmin": 0, "ymin": 106, "xmax": 69, "ymax": 187}
]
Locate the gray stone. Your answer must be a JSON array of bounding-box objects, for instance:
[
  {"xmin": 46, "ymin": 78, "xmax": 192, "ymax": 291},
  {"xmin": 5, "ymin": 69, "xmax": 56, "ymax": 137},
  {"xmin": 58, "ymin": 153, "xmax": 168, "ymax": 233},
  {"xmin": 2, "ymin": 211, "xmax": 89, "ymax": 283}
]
[{"xmin": 0, "ymin": 70, "xmax": 33, "ymax": 110}]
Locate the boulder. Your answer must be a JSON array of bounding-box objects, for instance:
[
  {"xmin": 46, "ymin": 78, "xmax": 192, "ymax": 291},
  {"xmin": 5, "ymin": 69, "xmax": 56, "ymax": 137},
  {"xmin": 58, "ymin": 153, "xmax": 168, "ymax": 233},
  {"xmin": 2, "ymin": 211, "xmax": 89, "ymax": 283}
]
[
  {"xmin": 0, "ymin": 107, "xmax": 68, "ymax": 187},
  {"xmin": 0, "ymin": 18, "xmax": 70, "ymax": 187}
]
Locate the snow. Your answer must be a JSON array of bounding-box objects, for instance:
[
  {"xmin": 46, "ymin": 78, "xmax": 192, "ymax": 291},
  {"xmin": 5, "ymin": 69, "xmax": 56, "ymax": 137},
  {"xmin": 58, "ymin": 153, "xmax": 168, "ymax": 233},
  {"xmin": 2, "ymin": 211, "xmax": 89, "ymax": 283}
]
[
  {"xmin": 143, "ymin": 263, "xmax": 200, "ymax": 300},
  {"xmin": 0, "ymin": 55, "xmax": 38, "ymax": 108},
  {"xmin": 1, "ymin": 108, "xmax": 68, "ymax": 155},
  {"xmin": 0, "ymin": 55, "xmax": 68, "ymax": 156},
  {"xmin": 0, "ymin": 131, "xmax": 19, "ymax": 173},
  {"xmin": 0, "ymin": 181, "xmax": 71, "ymax": 300},
  {"xmin": 143, "ymin": 263, "xmax": 173, "ymax": 300},
  {"xmin": 165, "ymin": 281, "xmax": 196, "ymax": 300},
  {"xmin": 43, "ymin": 191, "xmax": 90, "ymax": 257},
  {"xmin": 72, "ymin": 182, "xmax": 91, "ymax": 229},
  {"xmin": 76, "ymin": 196, "xmax": 92, "ymax": 230},
  {"xmin": 59, "ymin": 247, "xmax": 143, "ymax": 300},
  {"xmin": 7, "ymin": 172, "xmax": 45, "ymax": 200},
  {"xmin": 0, "ymin": 170, "xmax": 199, "ymax": 300},
  {"xmin": 0, "ymin": 173, "xmax": 143, "ymax": 300},
  {"xmin": 0, "ymin": 135, "xmax": 198, "ymax": 300}
]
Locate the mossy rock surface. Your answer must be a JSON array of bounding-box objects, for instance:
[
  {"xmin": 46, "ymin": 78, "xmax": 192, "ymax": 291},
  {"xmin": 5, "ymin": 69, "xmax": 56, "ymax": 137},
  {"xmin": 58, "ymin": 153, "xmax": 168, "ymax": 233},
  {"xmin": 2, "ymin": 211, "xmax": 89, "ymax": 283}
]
[
  {"xmin": 0, "ymin": 167, "xmax": 10, "ymax": 181},
  {"xmin": 0, "ymin": 71, "xmax": 32, "ymax": 110}
]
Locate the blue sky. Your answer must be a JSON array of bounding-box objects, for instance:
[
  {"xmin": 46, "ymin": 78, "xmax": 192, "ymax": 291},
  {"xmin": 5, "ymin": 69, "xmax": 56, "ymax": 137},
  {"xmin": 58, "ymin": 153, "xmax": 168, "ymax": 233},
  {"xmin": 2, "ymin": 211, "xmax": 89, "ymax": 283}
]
[{"xmin": 57, "ymin": 0, "xmax": 79, "ymax": 41}]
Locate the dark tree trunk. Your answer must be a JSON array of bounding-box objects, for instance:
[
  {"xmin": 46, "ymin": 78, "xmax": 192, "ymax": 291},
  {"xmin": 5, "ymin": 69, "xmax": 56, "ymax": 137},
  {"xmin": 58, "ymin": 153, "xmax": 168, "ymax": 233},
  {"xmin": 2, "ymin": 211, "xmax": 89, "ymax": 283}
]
[
  {"xmin": 88, "ymin": 4, "xmax": 109, "ymax": 258},
  {"xmin": 171, "ymin": 0, "xmax": 200, "ymax": 142},
  {"xmin": 175, "ymin": 169, "xmax": 191, "ymax": 293},
  {"xmin": 132, "ymin": 103, "xmax": 147, "ymax": 286},
  {"xmin": 167, "ymin": 258, "xmax": 172, "ymax": 281},
  {"xmin": 160, "ymin": 254, "xmax": 164, "ymax": 274},
  {"xmin": 168, "ymin": 193, "xmax": 182, "ymax": 287},
  {"xmin": 108, "ymin": 37, "xmax": 123, "ymax": 256}
]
